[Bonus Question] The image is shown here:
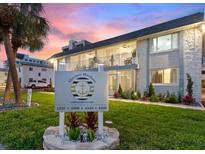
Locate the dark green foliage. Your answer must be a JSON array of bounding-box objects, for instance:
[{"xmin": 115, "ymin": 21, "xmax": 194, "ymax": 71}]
[
  {"xmin": 166, "ymin": 90, "xmax": 170, "ymax": 98},
  {"xmin": 66, "ymin": 128, "xmax": 80, "ymax": 141},
  {"xmin": 118, "ymin": 84, "xmax": 123, "ymax": 96},
  {"xmin": 131, "ymin": 91, "xmax": 138, "ymax": 100},
  {"xmin": 165, "ymin": 93, "xmax": 179, "ymax": 104},
  {"xmin": 149, "ymin": 95, "xmax": 160, "ymax": 102},
  {"xmin": 148, "ymin": 83, "xmax": 155, "ymax": 97},
  {"xmin": 137, "ymin": 91, "xmax": 141, "ymax": 99},
  {"xmin": 121, "ymin": 90, "xmax": 131, "ymax": 99},
  {"xmin": 186, "ymin": 73, "xmax": 193, "ymax": 96},
  {"xmin": 66, "ymin": 112, "xmax": 81, "ymax": 129},
  {"xmin": 87, "ymin": 129, "xmax": 95, "ymax": 142},
  {"xmin": 132, "ymin": 50, "xmax": 136, "ymax": 58},
  {"xmin": 85, "ymin": 112, "xmax": 97, "ymax": 131},
  {"xmin": 157, "ymin": 93, "xmax": 163, "ymax": 102}
]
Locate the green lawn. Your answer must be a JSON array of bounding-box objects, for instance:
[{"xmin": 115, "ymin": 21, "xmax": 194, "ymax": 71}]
[{"xmin": 1, "ymin": 92, "xmax": 205, "ymax": 149}]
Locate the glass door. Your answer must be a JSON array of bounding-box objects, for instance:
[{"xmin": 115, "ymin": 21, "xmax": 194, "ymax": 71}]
[{"xmin": 108, "ymin": 73, "xmax": 118, "ymax": 96}]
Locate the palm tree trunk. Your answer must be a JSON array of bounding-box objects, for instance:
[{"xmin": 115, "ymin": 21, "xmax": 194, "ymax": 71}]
[
  {"xmin": 2, "ymin": 29, "xmax": 22, "ymax": 104},
  {"xmin": 3, "ymin": 68, "xmax": 12, "ymax": 101},
  {"xmin": 3, "ymin": 50, "xmax": 17, "ymax": 102}
]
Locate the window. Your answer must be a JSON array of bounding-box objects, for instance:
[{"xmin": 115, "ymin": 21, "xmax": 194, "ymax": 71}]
[
  {"xmin": 42, "ymin": 78, "xmax": 47, "ymax": 81},
  {"xmin": 151, "ymin": 68, "xmax": 177, "ymax": 84},
  {"xmin": 152, "ymin": 33, "xmax": 178, "ymax": 52},
  {"xmin": 38, "ymin": 73, "xmax": 41, "ymax": 77},
  {"xmin": 29, "ymin": 67, "xmax": 33, "ymax": 71},
  {"xmin": 29, "ymin": 78, "xmax": 33, "ymax": 82},
  {"xmin": 38, "ymin": 80, "xmax": 46, "ymax": 83},
  {"xmin": 18, "ymin": 67, "xmax": 21, "ymax": 72},
  {"xmin": 42, "ymin": 68, "xmax": 47, "ymax": 71}
]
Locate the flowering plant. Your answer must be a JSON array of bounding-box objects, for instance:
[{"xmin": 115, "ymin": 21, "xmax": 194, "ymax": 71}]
[
  {"xmin": 182, "ymin": 95, "xmax": 195, "ymax": 105},
  {"xmin": 113, "ymin": 91, "xmax": 120, "ymax": 98}
]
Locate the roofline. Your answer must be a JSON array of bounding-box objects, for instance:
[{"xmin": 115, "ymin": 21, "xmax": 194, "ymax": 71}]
[
  {"xmin": 50, "ymin": 12, "xmax": 204, "ymax": 59},
  {"xmin": 18, "ymin": 63, "xmax": 53, "ymax": 68}
]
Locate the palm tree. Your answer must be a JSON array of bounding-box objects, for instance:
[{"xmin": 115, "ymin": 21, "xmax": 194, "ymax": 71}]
[{"xmin": 0, "ymin": 4, "xmax": 49, "ymax": 104}]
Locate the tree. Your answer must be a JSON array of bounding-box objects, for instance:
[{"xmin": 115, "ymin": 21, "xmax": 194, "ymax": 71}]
[
  {"xmin": 186, "ymin": 73, "xmax": 193, "ymax": 97},
  {"xmin": 118, "ymin": 84, "xmax": 123, "ymax": 96},
  {"xmin": 0, "ymin": 4, "xmax": 49, "ymax": 103},
  {"xmin": 148, "ymin": 83, "xmax": 155, "ymax": 97}
]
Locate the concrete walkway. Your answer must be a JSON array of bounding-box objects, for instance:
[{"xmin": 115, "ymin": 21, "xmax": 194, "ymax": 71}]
[{"xmin": 109, "ymin": 98, "xmax": 205, "ymax": 111}]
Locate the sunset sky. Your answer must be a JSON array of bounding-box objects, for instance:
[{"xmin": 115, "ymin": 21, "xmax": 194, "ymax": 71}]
[{"xmin": 0, "ymin": 3, "xmax": 205, "ymax": 61}]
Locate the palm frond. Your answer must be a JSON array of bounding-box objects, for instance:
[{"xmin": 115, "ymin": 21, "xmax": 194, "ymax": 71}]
[{"xmin": 10, "ymin": 3, "xmax": 49, "ymax": 52}]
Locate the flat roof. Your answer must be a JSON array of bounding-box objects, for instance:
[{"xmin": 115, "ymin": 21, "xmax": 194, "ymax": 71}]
[
  {"xmin": 49, "ymin": 12, "xmax": 204, "ymax": 59},
  {"xmin": 19, "ymin": 62, "xmax": 53, "ymax": 68}
]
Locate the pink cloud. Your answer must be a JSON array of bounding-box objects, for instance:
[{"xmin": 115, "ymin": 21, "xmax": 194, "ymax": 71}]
[{"xmin": 0, "ymin": 4, "xmax": 189, "ymax": 62}]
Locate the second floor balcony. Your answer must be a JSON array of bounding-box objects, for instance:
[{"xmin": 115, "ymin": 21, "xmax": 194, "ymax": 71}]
[{"xmin": 59, "ymin": 52, "xmax": 138, "ymax": 71}]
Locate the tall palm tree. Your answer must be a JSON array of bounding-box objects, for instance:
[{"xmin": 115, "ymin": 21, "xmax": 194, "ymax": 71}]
[{"xmin": 0, "ymin": 4, "xmax": 49, "ymax": 104}]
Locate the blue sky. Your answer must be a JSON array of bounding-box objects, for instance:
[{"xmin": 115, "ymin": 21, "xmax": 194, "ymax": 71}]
[{"xmin": 1, "ymin": 3, "xmax": 205, "ymax": 60}]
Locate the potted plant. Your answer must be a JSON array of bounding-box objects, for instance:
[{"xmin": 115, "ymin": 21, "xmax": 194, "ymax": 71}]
[{"xmin": 131, "ymin": 49, "xmax": 136, "ymax": 64}]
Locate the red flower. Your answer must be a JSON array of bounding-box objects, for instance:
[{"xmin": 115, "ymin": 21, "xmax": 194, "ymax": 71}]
[
  {"xmin": 182, "ymin": 95, "xmax": 194, "ymax": 104},
  {"xmin": 113, "ymin": 91, "xmax": 120, "ymax": 98}
]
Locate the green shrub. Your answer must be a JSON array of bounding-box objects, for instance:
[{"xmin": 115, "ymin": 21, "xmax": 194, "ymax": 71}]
[
  {"xmin": 157, "ymin": 93, "xmax": 166, "ymax": 102},
  {"xmin": 150, "ymin": 95, "xmax": 160, "ymax": 102},
  {"xmin": 148, "ymin": 83, "xmax": 155, "ymax": 97},
  {"xmin": 66, "ymin": 128, "xmax": 80, "ymax": 141},
  {"xmin": 186, "ymin": 73, "xmax": 193, "ymax": 96},
  {"xmin": 131, "ymin": 91, "xmax": 138, "ymax": 100},
  {"xmin": 165, "ymin": 93, "xmax": 179, "ymax": 104},
  {"xmin": 87, "ymin": 129, "xmax": 95, "ymax": 142},
  {"xmin": 166, "ymin": 90, "xmax": 170, "ymax": 98},
  {"xmin": 121, "ymin": 91, "xmax": 131, "ymax": 99},
  {"xmin": 118, "ymin": 84, "xmax": 123, "ymax": 96},
  {"xmin": 137, "ymin": 91, "xmax": 141, "ymax": 99}
]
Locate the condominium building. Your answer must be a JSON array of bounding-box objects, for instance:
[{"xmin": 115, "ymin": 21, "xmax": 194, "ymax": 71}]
[{"xmin": 49, "ymin": 12, "xmax": 205, "ymax": 102}]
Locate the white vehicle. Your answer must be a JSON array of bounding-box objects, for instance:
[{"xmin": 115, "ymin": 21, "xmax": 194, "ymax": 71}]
[{"xmin": 27, "ymin": 79, "xmax": 51, "ymax": 89}]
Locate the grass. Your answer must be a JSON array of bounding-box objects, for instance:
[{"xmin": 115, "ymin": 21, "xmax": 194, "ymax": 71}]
[{"xmin": 1, "ymin": 92, "xmax": 205, "ymax": 149}]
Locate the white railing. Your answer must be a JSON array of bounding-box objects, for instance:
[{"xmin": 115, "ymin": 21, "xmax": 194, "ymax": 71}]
[{"xmin": 58, "ymin": 52, "xmax": 138, "ymax": 71}]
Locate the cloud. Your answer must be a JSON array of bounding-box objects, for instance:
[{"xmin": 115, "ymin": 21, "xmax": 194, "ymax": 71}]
[{"xmin": 1, "ymin": 3, "xmax": 205, "ymax": 62}]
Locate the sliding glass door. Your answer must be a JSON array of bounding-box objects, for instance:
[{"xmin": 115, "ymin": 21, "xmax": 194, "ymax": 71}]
[{"xmin": 108, "ymin": 70, "xmax": 135, "ymax": 96}]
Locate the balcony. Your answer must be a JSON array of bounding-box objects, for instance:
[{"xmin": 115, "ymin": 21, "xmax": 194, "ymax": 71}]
[{"xmin": 58, "ymin": 52, "xmax": 138, "ymax": 71}]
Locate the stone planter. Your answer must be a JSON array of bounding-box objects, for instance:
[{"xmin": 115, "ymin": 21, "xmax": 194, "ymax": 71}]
[{"xmin": 43, "ymin": 126, "xmax": 120, "ymax": 150}]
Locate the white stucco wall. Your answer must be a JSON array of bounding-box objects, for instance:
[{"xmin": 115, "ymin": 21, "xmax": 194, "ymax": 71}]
[
  {"xmin": 183, "ymin": 27, "xmax": 202, "ymax": 102},
  {"xmin": 137, "ymin": 39, "xmax": 148, "ymax": 94}
]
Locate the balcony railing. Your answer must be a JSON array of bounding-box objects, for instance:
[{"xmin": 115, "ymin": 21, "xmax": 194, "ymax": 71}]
[{"xmin": 58, "ymin": 52, "xmax": 138, "ymax": 71}]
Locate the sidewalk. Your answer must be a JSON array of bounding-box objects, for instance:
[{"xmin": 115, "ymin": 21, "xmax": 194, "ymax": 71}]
[{"xmin": 109, "ymin": 98, "xmax": 205, "ymax": 111}]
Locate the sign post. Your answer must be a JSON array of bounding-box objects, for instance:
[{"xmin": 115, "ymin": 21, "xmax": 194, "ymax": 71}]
[
  {"xmin": 27, "ymin": 88, "xmax": 32, "ymax": 107},
  {"xmin": 98, "ymin": 64, "xmax": 104, "ymax": 137},
  {"xmin": 59, "ymin": 112, "xmax": 64, "ymax": 137}
]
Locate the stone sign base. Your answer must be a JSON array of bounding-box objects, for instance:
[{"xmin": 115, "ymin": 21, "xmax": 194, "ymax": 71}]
[{"xmin": 43, "ymin": 126, "xmax": 120, "ymax": 150}]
